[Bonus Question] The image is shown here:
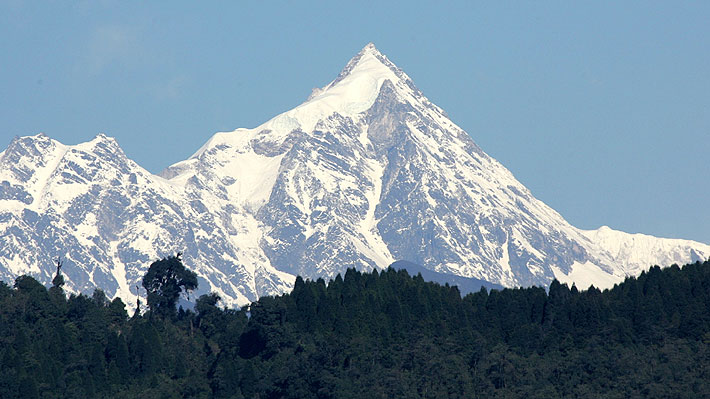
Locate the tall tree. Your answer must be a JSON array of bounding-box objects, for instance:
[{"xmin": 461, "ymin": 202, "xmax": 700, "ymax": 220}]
[{"xmin": 142, "ymin": 253, "xmax": 198, "ymax": 317}]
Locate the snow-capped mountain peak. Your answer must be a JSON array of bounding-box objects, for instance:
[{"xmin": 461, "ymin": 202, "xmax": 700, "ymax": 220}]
[
  {"xmin": 2, "ymin": 43, "xmax": 709, "ymax": 309},
  {"xmin": 259, "ymin": 43, "xmax": 410, "ymax": 136},
  {"xmin": 323, "ymin": 42, "xmax": 407, "ymax": 91},
  {"xmin": 162, "ymin": 43, "xmax": 710, "ymax": 291}
]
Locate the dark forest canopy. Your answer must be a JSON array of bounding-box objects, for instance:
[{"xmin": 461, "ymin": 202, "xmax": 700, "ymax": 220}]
[{"xmin": 1, "ymin": 258, "xmax": 710, "ymax": 398}]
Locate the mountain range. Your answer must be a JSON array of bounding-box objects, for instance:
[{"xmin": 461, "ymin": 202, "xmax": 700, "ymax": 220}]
[{"xmin": 1, "ymin": 43, "xmax": 708, "ymax": 307}]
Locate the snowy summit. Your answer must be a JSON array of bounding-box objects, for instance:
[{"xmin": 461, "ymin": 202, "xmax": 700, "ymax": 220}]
[{"xmin": 1, "ymin": 43, "xmax": 709, "ymax": 306}]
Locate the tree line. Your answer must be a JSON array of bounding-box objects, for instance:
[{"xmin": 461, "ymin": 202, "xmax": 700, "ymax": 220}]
[{"xmin": 1, "ymin": 255, "xmax": 710, "ymax": 398}]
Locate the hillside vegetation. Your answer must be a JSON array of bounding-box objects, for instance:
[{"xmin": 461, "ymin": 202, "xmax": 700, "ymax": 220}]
[{"xmin": 1, "ymin": 257, "xmax": 710, "ymax": 398}]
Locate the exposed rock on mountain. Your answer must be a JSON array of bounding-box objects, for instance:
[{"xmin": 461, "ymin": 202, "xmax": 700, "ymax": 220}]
[{"xmin": 2, "ymin": 43, "xmax": 708, "ymax": 306}]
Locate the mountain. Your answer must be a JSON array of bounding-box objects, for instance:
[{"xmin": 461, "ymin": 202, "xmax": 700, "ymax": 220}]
[
  {"xmin": 391, "ymin": 260, "xmax": 502, "ymax": 295},
  {"xmin": 0, "ymin": 133, "xmax": 291, "ymax": 307},
  {"xmin": 1, "ymin": 43, "xmax": 709, "ymax": 306}
]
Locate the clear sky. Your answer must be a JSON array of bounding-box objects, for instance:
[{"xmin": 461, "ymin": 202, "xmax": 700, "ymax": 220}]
[{"xmin": 2, "ymin": 1, "xmax": 709, "ymax": 244}]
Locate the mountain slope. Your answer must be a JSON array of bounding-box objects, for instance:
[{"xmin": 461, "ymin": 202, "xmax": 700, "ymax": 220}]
[
  {"xmin": 391, "ymin": 260, "xmax": 503, "ymax": 295},
  {"xmin": 1, "ymin": 43, "xmax": 709, "ymax": 305},
  {"xmin": 0, "ymin": 133, "xmax": 291, "ymax": 307},
  {"xmin": 162, "ymin": 43, "xmax": 710, "ymax": 290}
]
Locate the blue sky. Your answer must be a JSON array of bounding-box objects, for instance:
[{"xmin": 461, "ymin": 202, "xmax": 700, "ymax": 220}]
[{"xmin": 2, "ymin": 1, "xmax": 709, "ymax": 244}]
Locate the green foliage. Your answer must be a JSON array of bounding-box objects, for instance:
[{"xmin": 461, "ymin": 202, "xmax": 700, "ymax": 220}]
[
  {"xmin": 142, "ymin": 253, "xmax": 198, "ymax": 317},
  {"xmin": 1, "ymin": 258, "xmax": 710, "ymax": 397}
]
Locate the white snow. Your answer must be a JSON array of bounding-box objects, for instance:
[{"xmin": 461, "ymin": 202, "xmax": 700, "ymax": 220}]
[
  {"xmin": 270, "ymin": 43, "xmax": 400, "ymax": 134},
  {"xmin": 108, "ymin": 240, "xmax": 136, "ymax": 307},
  {"xmin": 227, "ymin": 152, "xmax": 285, "ymax": 209},
  {"xmin": 499, "ymin": 235, "xmax": 511, "ymax": 273},
  {"xmin": 580, "ymin": 225, "xmax": 710, "ymax": 276},
  {"xmin": 551, "ymin": 261, "xmax": 622, "ymax": 290},
  {"xmin": 3, "ymin": 42, "xmax": 710, "ymax": 309},
  {"xmin": 169, "ymin": 43, "xmax": 406, "ymax": 173},
  {"xmin": 511, "ymin": 228, "xmax": 545, "ymax": 259},
  {"xmin": 28, "ymin": 138, "xmax": 69, "ymax": 210},
  {"xmin": 357, "ymin": 152, "xmax": 394, "ymax": 269}
]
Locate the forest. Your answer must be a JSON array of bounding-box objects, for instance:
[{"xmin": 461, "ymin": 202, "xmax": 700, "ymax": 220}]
[{"xmin": 1, "ymin": 255, "xmax": 710, "ymax": 398}]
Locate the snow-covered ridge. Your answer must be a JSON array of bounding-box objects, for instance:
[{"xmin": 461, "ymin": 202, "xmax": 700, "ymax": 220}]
[
  {"xmin": 2, "ymin": 43, "xmax": 709, "ymax": 308},
  {"xmin": 159, "ymin": 42, "xmax": 709, "ymax": 291},
  {"xmin": 581, "ymin": 226, "xmax": 710, "ymax": 277},
  {"xmin": 175, "ymin": 44, "xmax": 413, "ymax": 165},
  {"xmin": 0, "ymin": 132, "xmax": 294, "ymax": 307}
]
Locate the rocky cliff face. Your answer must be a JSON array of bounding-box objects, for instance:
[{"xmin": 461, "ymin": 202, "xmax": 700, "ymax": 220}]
[{"xmin": 1, "ymin": 43, "xmax": 708, "ymax": 306}]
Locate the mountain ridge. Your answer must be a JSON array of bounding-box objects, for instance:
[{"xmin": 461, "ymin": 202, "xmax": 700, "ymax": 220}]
[{"xmin": 1, "ymin": 43, "xmax": 709, "ymax": 306}]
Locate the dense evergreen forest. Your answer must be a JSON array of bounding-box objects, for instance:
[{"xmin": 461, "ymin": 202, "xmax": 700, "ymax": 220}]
[{"xmin": 2, "ymin": 256, "xmax": 710, "ymax": 398}]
